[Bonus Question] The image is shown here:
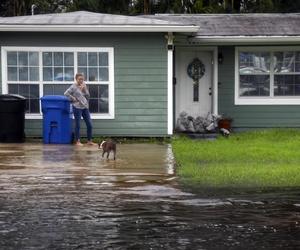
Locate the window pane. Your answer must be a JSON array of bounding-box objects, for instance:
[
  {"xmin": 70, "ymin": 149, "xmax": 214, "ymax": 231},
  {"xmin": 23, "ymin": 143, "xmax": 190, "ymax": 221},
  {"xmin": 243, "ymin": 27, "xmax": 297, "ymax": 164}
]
[
  {"xmin": 8, "ymin": 67, "xmax": 18, "ymax": 81},
  {"xmin": 274, "ymin": 75, "xmax": 300, "ymax": 96},
  {"xmin": 7, "ymin": 52, "xmax": 17, "ymax": 65},
  {"xmin": 54, "ymin": 67, "xmax": 63, "ymax": 81},
  {"xmin": 239, "ymin": 75, "xmax": 270, "ymax": 96},
  {"xmin": 54, "ymin": 52, "xmax": 63, "ymax": 66},
  {"xmin": 30, "ymin": 84, "xmax": 39, "ymax": 99},
  {"xmin": 19, "ymin": 83, "xmax": 29, "ymax": 95},
  {"xmin": 87, "ymin": 84, "xmax": 109, "ymax": 113},
  {"xmin": 64, "ymin": 52, "xmax": 74, "ymax": 66},
  {"xmin": 17, "ymin": 85, "xmax": 30, "ymax": 113},
  {"xmin": 18, "ymin": 52, "xmax": 28, "ymax": 66},
  {"xmin": 88, "ymin": 67, "xmax": 98, "ymax": 81},
  {"xmin": 30, "ymin": 85, "xmax": 40, "ymax": 113},
  {"xmin": 88, "ymin": 52, "xmax": 97, "ymax": 66},
  {"xmin": 99, "ymin": 68, "xmax": 109, "ymax": 81},
  {"xmin": 78, "ymin": 52, "xmax": 87, "ymax": 66},
  {"xmin": 99, "ymin": 85, "xmax": 108, "ymax": 113},
  {"xmin": 100, "ymin": 85, "xmax": 108, "ymax": 98},
  {"xmin": 43, "ymin": 85, "xmax": 53, "ymax": 95},
  {"xmin": 10, "ymin": 84, "xmax": 40, "ymax": 113},
  {"xmin": 295, "ymin": 75, "xmax": 300, "ymax": 95},
  {"xmin": 64, "ymin": 67, "xmax": 74, "ymax": 81},
  {"xmin": 44, "ymin": 84, "xmax": 71, "ymax": 95},
  {"xmin": 30, "ymin": 99, "xmax": 40, "ymax": 113},
  {"xmin": 53, "ymin": 84, "xmax": 71, "ymax": 95},
  {"xmin": 296, "ymin": 63, "xmax": 300, "ymax": 73},
  {"xmin": 239, "ymin": 52, "xmax": 270, "ymax": 74},
  {"xmin": 8, "ymin": 84, "xmax": 18, "ymax": 93},
  {"xmin": 43, "ymin": 67, "xmax": 53, "ymax": 81},
  {"xmin": 29, "ymin": 52, "xmax": 39, "ymax": 66},
  {"xmin": 19, "ymin": 67, "xmax": 28, "ymax": 81},
  {"xmin": 78, "ymin": 67, "xmax": 87, "ymax": 79},
  {"xmin": 274, "ymin": 52, "xmax": 295, "ymax": 73},
  {"xmin": 99, "ymin": 52, "xmax": 108, "ymax": 66},
  {"xmin": 29, "ymin": 67, "xmax": 39, "ymax": 81},
  {"xmin": 43, "ymin": 52, "xmax": 52, "ymax": 66},
  {"xmin": 89, "ymin": 99, "xmax": 98, "ymax": 113},
  {"xmin": 89, "ymin": 85, "xmax": 98, "ymax": 98},
  {"xmin": 99, "ymin": 100, "xmax": 109, "ymax": 113}
]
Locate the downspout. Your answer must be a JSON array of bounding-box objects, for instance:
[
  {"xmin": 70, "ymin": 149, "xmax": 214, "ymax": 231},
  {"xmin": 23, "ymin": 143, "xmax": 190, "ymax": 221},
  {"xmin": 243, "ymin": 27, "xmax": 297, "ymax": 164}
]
[{"xmin": 166, "ymin": 32, "xmax": 174, "ymax": 135}]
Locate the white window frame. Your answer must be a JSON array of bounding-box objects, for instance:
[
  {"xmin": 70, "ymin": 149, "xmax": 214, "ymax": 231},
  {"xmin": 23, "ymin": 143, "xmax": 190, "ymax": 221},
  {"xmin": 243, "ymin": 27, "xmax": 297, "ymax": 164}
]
[
  {"xmin": 1, "ymin": 46, "xmax": 115, "ymax": 119},
  {"xmin": 235, "ymin": 46, "xmax": 300, "ymax": 105}
]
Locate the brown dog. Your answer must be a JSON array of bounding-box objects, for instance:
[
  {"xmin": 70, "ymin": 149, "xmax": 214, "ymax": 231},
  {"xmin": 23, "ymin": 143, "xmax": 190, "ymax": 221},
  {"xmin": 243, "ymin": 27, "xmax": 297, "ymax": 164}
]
[{"xmin": 98, "ymin": 140, "xmax": 116, "ymax": 160}]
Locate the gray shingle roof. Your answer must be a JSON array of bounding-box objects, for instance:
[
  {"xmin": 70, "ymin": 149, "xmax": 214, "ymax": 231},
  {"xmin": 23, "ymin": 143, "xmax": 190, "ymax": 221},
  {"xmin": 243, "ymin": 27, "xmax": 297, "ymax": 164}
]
[
  {"xmin": 146, "ymin": 13, "xmax": 300, "ymax": 36},
  {"xmin": 0, "ymin": 11, "xmax": 182, "ymax": 26},
  {"xmin": 1, "ymin": 11, "xmax": 299, "ymax": 37},
  {"xmin": 0, "ymin": 11, "xmax": 199, "ymax": 32}
]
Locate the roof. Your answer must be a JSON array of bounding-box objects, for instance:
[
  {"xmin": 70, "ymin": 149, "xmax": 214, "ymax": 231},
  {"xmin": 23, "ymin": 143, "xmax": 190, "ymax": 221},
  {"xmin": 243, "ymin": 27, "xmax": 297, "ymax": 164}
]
[
  {"xmin": 148, "ymin": 13, "xmax": 300, "ymax": 36},
  {"xmin": 0, "ymin": 11, "xmax": 198, "ymax": 32},
  {"xmin": 1, "ymin": 11, "xmax": 300, "ymax": 42},
  {"xmin": 142, "ymin": 13, "xmax": 300, "ymax": 43}
]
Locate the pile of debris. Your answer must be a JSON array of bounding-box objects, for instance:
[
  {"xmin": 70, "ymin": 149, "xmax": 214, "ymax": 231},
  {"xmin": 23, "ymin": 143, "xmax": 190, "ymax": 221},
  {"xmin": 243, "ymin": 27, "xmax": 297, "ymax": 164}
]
[{"xmin": 175, "ymin": 111, "xmax": 231, "ymax": 136}]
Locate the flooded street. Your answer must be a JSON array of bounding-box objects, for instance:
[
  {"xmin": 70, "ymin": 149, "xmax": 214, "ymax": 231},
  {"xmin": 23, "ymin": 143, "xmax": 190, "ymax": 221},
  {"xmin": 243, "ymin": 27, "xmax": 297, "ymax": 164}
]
[{"xmin": 0, "ymin": 143, "xmax": 300, "ymax": 249}]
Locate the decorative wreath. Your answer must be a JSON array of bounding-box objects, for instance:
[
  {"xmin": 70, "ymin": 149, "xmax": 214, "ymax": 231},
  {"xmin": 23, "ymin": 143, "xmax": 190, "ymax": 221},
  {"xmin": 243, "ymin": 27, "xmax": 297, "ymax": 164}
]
[{"xmin": 187, "ymin": 58, "xmax": 205, "ymax": 84}]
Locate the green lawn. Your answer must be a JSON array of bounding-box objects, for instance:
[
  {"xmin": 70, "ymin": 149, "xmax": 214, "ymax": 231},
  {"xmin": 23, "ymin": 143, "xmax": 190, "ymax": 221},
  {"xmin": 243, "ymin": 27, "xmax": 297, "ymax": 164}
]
[{"xmin": 172, "ymin": 129, "xmax": 300, "ymax": 188}]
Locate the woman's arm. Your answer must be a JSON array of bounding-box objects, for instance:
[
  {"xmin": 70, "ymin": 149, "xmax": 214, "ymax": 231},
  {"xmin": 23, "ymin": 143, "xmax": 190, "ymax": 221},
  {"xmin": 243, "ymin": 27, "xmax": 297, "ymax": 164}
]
[{"xmin": 64, "ymin": 85, "xmax": 77, "ymax": 102}]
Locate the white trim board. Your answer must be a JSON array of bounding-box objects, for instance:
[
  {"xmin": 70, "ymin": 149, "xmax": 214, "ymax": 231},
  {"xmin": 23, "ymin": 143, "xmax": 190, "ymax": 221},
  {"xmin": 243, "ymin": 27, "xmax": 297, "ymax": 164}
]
[
  {"xmin": 191, "ymin": 36, "xmax": 300, "ymax": 45},
  {"xmin": 167, "ymin": 49, "xmax": 173, "ymax": 135},
  {"xmin": 0, "ymin": 25, "xmax": 199, "ymax": 33}
]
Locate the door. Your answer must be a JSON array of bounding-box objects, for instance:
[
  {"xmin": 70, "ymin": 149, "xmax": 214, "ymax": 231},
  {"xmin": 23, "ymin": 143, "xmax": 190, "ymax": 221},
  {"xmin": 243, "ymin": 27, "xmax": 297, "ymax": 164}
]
[{"xmin": 175, "ymin": 48, "xmax": 213, "ymax": 120}]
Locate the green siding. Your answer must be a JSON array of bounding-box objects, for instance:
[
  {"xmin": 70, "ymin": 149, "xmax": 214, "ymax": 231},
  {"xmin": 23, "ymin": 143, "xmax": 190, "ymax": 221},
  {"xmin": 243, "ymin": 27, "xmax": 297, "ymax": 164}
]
[
  {"xmin": 0, "ymin": 32, "xmax": 168, "ymax": 137},
  {"xmin": 218, "ymin": 45, "xmax": 300, "ymax": 129}
]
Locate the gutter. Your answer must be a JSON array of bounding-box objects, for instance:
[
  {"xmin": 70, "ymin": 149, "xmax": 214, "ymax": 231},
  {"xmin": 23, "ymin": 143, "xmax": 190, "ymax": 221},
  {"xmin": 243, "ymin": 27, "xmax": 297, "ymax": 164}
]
[
  {"xmin": 190, "ymin": 35, "xmax": 300, "ymax": 44},
  {"xmin": 0, "ymin": 25, "xmax": 199, "ymax": 33}
]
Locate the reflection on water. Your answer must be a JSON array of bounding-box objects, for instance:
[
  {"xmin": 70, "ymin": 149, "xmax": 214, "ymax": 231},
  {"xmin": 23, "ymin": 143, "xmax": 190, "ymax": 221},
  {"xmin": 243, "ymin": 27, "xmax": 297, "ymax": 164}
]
[{"xmin": 0, "ymin": 143, "xmax": 299, "ymax": 249}]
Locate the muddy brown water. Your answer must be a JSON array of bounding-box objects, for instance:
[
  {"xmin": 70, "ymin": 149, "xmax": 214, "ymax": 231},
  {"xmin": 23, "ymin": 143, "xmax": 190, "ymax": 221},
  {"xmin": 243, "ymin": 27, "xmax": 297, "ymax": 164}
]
[{"xmin": 0, "ymin": 143, "xmax": 299, "ymax": 249}]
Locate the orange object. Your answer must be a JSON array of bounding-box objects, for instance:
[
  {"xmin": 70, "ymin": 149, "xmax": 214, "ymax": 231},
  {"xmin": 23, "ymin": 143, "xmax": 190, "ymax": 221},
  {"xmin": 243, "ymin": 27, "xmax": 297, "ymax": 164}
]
[{"xmin": 218, "ymin": 118, "xmax": 232, "ymax": 131}]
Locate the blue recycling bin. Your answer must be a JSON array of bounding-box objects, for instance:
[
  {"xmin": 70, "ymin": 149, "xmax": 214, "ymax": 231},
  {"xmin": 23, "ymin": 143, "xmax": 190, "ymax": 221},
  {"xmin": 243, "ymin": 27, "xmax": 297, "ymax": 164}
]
[{"xmin": 40, "ymin": 95, "xmax": 72, "ymax": 144}]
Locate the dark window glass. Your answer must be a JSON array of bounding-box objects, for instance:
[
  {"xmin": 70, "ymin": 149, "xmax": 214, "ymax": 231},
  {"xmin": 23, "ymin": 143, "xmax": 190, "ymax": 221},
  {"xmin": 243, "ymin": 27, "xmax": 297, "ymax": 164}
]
[
  {"xmin": 239, "ymin": 75, "xmax": 270, "ymax": 96},
  {"xmin": 43, "ymin": 84, "xmax": 71, "ymax": 95},
  {"xmin": 8, "ymin": 84, "xmax": 40, "ymax": 113},
  {"xmin": 99, "ymin": 52, "xmax": 108, "ymax": 66},
  {"xmin": 87, "ymin": 84, "xmax": 108, "ymax": 113},
  {"xmin": 274, "ymin": 75, "xmax": 300, "ymax": 96}
]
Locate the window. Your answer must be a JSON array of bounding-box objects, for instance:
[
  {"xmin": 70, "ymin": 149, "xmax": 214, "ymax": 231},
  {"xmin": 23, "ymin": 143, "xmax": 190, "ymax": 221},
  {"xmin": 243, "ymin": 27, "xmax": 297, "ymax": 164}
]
[
  {"xmin": 274, "ymin": 52, "xmax": 300, "ymax": 96},
  {"xmin": 42, "ymin": 52, "xmax": 74, "ymax": 81},
  {"xmin": 2, "ymin": 47, "xmax": 114, "ymax": 118},
  {"xmin": 235, "ymin": 47, "xmax": 300, "ymax": 105}
]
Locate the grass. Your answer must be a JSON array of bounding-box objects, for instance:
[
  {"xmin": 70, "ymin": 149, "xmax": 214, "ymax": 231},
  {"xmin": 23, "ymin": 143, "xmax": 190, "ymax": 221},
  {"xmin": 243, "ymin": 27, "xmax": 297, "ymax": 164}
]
[{"xmin": 171, "ymin": 129, "xmax": 300, "ymax": 188}]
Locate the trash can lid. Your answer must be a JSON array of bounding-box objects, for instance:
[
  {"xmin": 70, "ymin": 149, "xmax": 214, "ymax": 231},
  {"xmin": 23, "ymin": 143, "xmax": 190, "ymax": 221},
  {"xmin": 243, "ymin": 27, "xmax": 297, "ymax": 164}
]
[
  {"xmin": 0, "ymin": 94, "xmax": 26, "ymax": 101},
  {"xmin": 41, "ymin": 95, "xmax": 69, "ymax": 101}
]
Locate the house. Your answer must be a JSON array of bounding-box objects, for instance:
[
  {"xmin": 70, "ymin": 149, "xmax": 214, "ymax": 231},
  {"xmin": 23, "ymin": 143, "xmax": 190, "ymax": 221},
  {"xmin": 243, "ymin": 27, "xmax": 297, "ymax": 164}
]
[
  {"xmin": 0, "ymin": 11, "xmax": 300, "ymax": 137},
  {"xmin": 150, "ymin": 13, "xmax": 300, "ymax": 131}
]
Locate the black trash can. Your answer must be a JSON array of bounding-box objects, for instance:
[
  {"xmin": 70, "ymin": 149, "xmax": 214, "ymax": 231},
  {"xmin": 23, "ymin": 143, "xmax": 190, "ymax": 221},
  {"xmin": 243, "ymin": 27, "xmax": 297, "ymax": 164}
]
[{"xmin": 0, "ymin": 94, "xmax": 26, "ymax": 143}]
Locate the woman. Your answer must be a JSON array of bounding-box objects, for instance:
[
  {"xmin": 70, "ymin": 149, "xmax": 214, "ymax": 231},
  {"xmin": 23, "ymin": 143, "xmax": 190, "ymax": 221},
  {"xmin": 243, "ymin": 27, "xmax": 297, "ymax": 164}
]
[{"xmin": 64, "ymin": 73, "xmax": 96, "ymax": 146}]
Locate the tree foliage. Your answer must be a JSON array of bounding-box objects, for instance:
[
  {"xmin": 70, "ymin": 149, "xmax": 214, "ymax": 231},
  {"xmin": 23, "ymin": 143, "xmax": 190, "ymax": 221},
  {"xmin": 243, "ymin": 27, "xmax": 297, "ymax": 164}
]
[{"xmin": 1, "ymin": 0, "xmax": 300, "ymax": 17}]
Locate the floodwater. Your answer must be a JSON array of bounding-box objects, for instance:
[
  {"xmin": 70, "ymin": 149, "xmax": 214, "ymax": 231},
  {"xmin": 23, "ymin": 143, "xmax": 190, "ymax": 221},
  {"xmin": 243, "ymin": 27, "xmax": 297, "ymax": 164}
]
[{"xmin": 0, "ymin": 143, "xmax": 299, "ymax": 250}]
